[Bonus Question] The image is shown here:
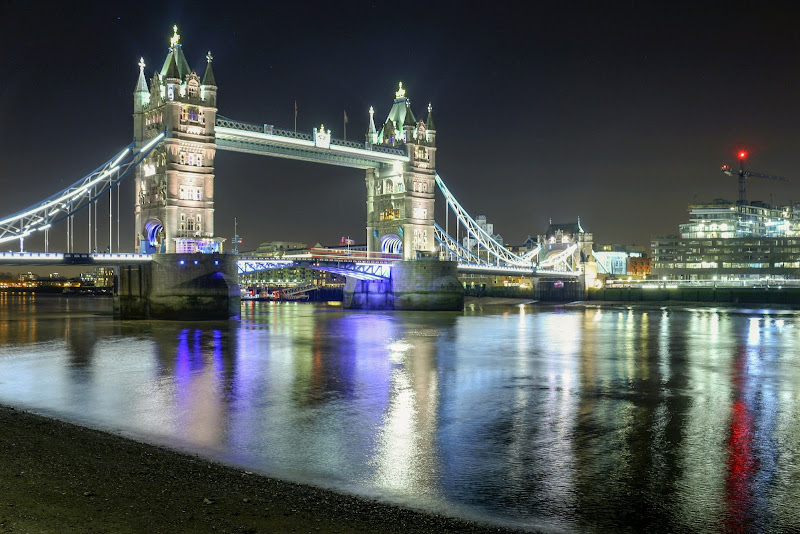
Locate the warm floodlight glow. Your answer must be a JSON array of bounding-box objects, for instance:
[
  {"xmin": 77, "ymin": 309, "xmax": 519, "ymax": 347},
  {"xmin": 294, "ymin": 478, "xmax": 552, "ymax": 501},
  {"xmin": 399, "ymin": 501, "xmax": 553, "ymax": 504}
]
[
  {"xmin": 395, "ymin": 82, "xmax": 406, "ymax": 99},
  {"xmin": 170, "ymin": 25, "xmax": 180, "ymax": 47}
]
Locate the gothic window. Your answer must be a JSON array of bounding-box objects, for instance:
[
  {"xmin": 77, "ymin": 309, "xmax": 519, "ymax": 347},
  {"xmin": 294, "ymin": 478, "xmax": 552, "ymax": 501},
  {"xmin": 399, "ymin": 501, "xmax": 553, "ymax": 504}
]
[
  {"xmin": 181, "ymin": 108, "xmax": 187, "ymax": 121},
  {"xmin": 188, "ymin": 107, "xmax": 199, "ymax": 121},
  {"xmin": 179, "ymin": 153, "xmax": 185, "ymax": 165},
  {"xmin": 386, "ymin": 180, "xmax": 393, "ymax": 194},
  {"xmin": 188, "ymin": 154, "xmax": 195, "ymax": 166},
  {"xmin": 188, "ymin": 84, "xmax": 198, "ymax": 98},
  {"xmin": 188, "ymin": 219, "xmax": 195, "ymax": 231},
  {"xmin": 397, "ymin": 182, "xmax": 403, "ymax": 193},
  {"xmin": 417, "ymin": 146, "xmax": 427, "ymax": 160},
  {"xmin": 196, "ymin": 154, "xmax": 203, "ymax": 167},
  {"xmin": 179, "ymin": 185, "xmax": 202, "ymax": 200}
]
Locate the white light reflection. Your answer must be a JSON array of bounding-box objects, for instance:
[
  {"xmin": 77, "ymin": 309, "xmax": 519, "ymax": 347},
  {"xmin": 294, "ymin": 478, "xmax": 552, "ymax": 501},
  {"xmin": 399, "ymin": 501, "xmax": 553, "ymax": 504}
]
[
  {"xmin": 372, "ymin": 335, "xmax": 439, "ymax": 494},
  {"xmin": 747, "ymin": 317, "xmax": 760, "ymax": 346}
]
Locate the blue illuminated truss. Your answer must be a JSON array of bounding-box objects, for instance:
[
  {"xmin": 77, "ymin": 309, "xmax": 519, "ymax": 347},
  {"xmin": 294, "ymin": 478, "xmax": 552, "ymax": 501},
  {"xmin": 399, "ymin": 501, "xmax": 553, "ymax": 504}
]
[{"xmin": 237, "ymin": 257, "xmax": 391, "ymax": 281}]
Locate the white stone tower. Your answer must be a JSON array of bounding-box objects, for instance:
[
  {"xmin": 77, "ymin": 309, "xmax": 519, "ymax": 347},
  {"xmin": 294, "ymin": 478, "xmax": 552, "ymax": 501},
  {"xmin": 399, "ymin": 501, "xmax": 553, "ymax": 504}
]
[
  {"xmin": 365, "ymin": 83, "xmax": 437, "ymax": 260},
  {"xmin": 133, "ymin": 26, "xmax": 223, "ymax": 254}
]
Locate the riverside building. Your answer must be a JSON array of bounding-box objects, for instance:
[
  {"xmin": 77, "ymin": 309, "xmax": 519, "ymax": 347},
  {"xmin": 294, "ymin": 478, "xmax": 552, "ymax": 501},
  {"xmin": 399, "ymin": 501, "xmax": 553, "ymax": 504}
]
[{"xmin": 651, "ymin": 199, "xmax": 800, "ymax": 281}]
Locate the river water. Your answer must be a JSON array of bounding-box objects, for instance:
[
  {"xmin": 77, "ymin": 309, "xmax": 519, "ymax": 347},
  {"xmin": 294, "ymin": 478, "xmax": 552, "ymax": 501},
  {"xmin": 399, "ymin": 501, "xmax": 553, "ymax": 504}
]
[{"xmin": 1, "ymin": 294, "xmax": 799, "ymax": 532}]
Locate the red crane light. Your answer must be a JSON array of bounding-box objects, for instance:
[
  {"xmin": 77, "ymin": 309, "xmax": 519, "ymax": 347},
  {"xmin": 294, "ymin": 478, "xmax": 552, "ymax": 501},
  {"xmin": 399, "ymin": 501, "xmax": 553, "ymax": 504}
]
[{"xmin": 739, "ymin": 151, "xmax": 747, "ymax": 159}]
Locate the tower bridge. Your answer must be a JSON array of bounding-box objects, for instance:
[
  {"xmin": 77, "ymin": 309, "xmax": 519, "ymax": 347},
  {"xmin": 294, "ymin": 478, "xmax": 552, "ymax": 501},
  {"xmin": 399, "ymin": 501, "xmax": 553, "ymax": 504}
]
[{"xmin": 0, "ymin": 27, "xmax": 592, "ymax": 317}]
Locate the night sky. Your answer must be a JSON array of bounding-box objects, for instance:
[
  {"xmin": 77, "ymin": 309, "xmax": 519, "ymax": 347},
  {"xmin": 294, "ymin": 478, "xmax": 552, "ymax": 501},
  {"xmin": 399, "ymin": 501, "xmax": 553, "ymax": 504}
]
[{"xmin": 3, "ymin": 1, "xmax": 800, "ymax": 255}]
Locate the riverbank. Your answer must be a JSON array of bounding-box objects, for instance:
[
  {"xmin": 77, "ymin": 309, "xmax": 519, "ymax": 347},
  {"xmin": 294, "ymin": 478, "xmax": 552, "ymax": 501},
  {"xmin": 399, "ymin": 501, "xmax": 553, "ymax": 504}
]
[{"xmin": 0, "ymin": 406, "xmax": 526, "ymax": 533}]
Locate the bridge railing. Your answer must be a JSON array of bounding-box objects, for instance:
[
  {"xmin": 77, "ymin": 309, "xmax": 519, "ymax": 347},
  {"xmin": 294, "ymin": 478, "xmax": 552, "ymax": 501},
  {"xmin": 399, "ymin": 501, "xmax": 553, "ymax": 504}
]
[{"xmin": 290, "ymin": 247, "xmax": 402, "ymax": 262}]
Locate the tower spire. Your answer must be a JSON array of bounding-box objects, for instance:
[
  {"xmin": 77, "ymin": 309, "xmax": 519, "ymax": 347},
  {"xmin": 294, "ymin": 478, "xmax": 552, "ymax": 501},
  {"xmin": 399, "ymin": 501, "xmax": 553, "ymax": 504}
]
[
  {"xmin": 134, "ymin": 57, "xmax": 149, "ymax": 93},
  {"xmin": 426, "ymin": 102, "xmax": 436, "ymax": 131},
  {"xmin": 367, "ymin": 106, "xmax": 377, "ymax": 144},
  {"xmin": 202, "ymin": 50, "xmax": 216, "ymax": 86}
]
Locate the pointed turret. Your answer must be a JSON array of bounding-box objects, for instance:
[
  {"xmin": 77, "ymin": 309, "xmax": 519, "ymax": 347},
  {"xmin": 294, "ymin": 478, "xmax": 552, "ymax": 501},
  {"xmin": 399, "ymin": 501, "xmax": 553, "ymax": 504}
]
[
  {"xmin": 377, "ymin": 82, "xmax": 417, "ymax": 145},
  {"xmin": 160, "ymin": 25, "xmax": 192, "ymax": 80},
  {"xmin": 425, "ymin": 102, "xmax": 436, "ymax": 146},
  {"xmin": 133, "ymin": 57, "xmax": 150, "ymax": 112},
  {"xmin": 164, "ymin": 52, "xmax": 180, "ymax": 81},
  {"xmin": 425, "ymin": 102, "xmax": 436, "ymax": 131},
  {"xmin": 366, "ymin": 106, "xmax": 377, "ymax": 144},
  {"xmin": 201, "ymin": 51, "xmax": 217, "ymax": 107},
  {"xmin": 202, "ymin": 51, "xmax": 216, "ymax": 86}
]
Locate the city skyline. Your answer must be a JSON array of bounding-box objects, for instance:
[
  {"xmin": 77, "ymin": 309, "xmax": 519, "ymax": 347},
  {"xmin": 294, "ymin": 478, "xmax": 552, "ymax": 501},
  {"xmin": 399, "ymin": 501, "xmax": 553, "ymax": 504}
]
[{"xmin": 3, "ymin": 2, "xmax": 800, "ymax": 254}]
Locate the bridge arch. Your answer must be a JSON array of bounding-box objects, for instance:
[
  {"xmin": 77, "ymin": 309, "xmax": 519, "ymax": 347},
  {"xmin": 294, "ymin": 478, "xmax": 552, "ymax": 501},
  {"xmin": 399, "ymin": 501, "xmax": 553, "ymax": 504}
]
[
  {"xmin": 143, "ymin": 219, "xmax": 165, "ymax": 253},
  {"xmin": 381, "ymin": 234, "xmax": 403, "ymax": 254}
]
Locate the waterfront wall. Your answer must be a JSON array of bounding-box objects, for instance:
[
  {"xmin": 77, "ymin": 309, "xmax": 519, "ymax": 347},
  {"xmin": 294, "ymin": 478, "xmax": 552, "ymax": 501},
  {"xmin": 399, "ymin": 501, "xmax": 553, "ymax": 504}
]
[
  {"xmin": 343, "ymin": 260, "xmax": 464, "ymax": 310},
  {"xmin": 588, "ymin": 286, "xmax": 800, "ymax": 306},
  {"xmin": 115, "ymin": 253, "xmax": 240, "ymax": 319}
]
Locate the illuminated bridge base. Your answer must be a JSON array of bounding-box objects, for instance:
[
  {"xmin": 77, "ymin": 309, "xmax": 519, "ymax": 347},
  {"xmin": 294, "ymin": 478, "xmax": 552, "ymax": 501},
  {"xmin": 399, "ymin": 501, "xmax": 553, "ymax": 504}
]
[
  {"xmin": 343, "ymin": 260, "xmax": 463, "ymax": 311},
  {"xmin": 116, "ymin": 253, "xmax": 240, "ymax": 320}
]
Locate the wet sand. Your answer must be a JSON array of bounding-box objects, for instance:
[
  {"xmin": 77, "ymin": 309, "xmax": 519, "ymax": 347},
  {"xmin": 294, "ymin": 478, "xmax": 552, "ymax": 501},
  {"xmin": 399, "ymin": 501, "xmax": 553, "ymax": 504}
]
[{"xmin": 0, "ymin": 406, "xmax": 527, "ymax": 533}]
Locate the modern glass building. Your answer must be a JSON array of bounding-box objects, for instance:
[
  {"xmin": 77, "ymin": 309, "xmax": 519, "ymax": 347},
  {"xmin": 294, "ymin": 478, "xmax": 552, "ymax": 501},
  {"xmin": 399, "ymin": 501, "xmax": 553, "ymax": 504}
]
[{"xmin": 651, "ymin": 200, "xmax": 800, "ymax": 280}]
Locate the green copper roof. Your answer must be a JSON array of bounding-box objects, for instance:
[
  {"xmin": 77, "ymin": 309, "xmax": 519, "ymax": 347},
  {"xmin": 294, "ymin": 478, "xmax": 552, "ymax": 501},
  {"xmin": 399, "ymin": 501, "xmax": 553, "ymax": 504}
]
[
  {"xmin": 378, "ymin": 98, "xmax": 417, "ymax": 144},
  {"xmin": 161, "ymin": 45, "xmax": 191, "ymax": 80}
]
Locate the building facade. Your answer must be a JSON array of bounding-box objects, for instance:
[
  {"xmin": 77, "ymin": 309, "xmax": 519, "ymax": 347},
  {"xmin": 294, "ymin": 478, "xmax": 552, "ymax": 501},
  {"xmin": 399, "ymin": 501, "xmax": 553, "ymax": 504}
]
[
  {"xmin": 651, "ymin": 200, "xmax": 800, "ymax": 280},
  {"xmin": 133, "ymin": 27, "xmax": 224, "ymax": 254}
]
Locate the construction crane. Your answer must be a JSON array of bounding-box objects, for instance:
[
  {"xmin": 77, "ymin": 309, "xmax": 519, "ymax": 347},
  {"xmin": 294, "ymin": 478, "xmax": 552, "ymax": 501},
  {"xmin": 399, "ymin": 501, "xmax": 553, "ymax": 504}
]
[{"xmin": 721, "ymin": 151, "xmax": 788, "ymax": 205}]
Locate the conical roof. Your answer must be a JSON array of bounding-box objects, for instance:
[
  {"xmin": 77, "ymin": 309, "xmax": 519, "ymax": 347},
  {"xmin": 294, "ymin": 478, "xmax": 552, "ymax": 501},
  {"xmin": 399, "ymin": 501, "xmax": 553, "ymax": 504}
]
[
  {"xmin": 426, "ymin": 103, "xmax": 436, "ymax": 130},
  {"xmin": 134, "ymin": 59, "xmax": 149, "ymax": 93},
  {"xmin": 161, "ymin": 45, "xmax": 191, "ymax": 80},
  {"xmin": 377, "ymin": 83, "xmax": 417, "ymax": 144},
  {"xmin": 202, "ymin": 58, "xmax": 216, "ymax": 86},
  {"xmin": 163, "ymin": 51, "xmax": 180, "ymax": 80}
]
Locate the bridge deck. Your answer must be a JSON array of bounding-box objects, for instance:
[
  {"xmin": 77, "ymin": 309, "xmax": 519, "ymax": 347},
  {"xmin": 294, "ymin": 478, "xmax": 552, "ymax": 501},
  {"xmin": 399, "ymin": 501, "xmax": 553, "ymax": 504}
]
[{"xmin": 215, "ymin": 118, "xmax": 409, "ymax": 169}]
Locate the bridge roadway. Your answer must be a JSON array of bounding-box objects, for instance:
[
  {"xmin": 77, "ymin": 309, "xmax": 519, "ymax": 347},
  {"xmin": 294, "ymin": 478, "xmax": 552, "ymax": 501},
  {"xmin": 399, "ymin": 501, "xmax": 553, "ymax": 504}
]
[
  {"xmin": 214, "ymin": 117, "xmax": 409, "ymax": 169},
  {"xmin": 0, "ymin": 250, "xmax": 579, "ymax": 280}
]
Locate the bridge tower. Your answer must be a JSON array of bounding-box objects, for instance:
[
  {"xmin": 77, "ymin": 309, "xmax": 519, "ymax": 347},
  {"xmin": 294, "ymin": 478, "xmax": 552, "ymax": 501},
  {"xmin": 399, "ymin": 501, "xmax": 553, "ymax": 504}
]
[
  {"xmin": 365, "ymin": 83, "xmax": 437, "ymax": 260},
  {"xmin": 132, "ymin": 26, "xmax": 223, "ymax": 254}
]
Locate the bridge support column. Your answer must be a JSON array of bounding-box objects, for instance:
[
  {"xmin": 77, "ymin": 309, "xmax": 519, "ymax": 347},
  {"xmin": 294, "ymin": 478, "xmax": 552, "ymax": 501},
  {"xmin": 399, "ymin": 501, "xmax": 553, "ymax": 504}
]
[
  {"xmin": 343, "ymin": 260, "xmax": 463, "ymax": 311},
  {"xmin": 115, "ymin": 253, "xmax": 240, "ymax": 319}
]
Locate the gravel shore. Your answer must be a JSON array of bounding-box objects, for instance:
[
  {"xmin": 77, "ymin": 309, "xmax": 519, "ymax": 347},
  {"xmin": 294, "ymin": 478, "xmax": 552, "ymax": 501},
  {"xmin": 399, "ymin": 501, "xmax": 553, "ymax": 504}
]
[{"xmin": 0, "ymin": 406, "xmax": 527, "ymax": 533}]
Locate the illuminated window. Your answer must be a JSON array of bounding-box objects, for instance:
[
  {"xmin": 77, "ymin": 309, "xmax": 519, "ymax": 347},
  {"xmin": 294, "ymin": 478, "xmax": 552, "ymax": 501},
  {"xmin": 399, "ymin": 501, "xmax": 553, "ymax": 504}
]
[{"xmin": 179, "ymin": 186, "xmax": 202, "ymax": 200}]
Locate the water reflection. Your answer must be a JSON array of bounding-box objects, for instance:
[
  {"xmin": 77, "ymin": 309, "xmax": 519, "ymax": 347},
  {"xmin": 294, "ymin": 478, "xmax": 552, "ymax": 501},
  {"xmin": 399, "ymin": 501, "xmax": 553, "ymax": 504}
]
[{"xmin": 2, "ymin": 296, "xmax": 800, "ymax": 531}]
